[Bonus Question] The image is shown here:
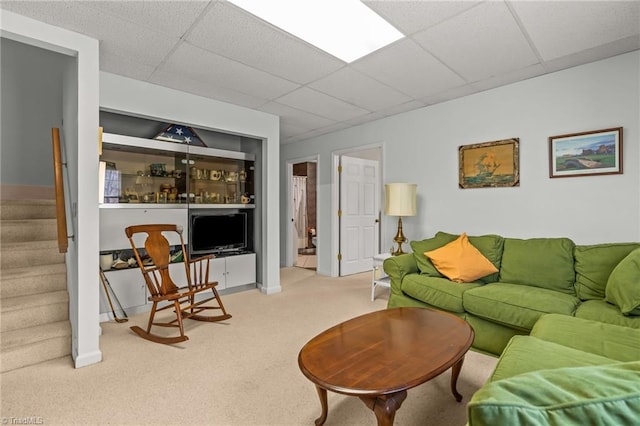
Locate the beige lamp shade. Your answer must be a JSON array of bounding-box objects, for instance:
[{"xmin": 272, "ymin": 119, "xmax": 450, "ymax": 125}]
[{"xmin": 385, "ymin": 183, "xmax": 417, "ymax": 217}]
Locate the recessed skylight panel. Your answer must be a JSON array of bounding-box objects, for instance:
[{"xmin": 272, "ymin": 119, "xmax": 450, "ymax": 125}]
[{"xmin": 227, "ymin": 0, "xmax": 404, "ymax": 63}]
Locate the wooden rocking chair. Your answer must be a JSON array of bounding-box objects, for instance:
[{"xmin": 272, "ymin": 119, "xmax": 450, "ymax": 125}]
[{"xmin": 124, "ymin": 224, "xmax": 231, "ymax": 344}]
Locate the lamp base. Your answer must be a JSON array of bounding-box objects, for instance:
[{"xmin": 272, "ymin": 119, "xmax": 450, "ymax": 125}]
[{"xmin": 391, "ymin": 217, "xmax": 407, "ymax": 256}]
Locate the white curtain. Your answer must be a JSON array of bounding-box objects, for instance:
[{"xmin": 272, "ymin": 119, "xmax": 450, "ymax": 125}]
[{"xmin": 292, "ymin": 176, "xmax": 307, "ymax": 253}]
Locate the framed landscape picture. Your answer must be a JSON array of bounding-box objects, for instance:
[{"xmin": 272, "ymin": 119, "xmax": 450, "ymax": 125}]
[
  {"xmin": 549, "ymin": 127, "xmax": 623, "ymax": 178},
  {"xmin": 459, "ymin": 138, "xmax": 520, "ymax": 189}
]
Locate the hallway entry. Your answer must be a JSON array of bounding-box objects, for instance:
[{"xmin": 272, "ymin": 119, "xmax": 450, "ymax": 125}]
[{"xmin": 292, "ymin": 161, "xmax": 317, "ymax": 271}]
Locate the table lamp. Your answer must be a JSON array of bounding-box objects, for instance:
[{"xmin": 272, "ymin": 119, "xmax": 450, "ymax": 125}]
[{"xmin": 384, "ymin": 183, "xmax": 417, "ymax": 256}]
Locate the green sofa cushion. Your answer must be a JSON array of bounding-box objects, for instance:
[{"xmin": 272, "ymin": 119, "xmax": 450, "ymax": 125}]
[
  {"xmin": 401, "ymin": 275, "xmax": 481, "ymax": 313},
  {"xmin": 574, "ymin": 242, "xmax": 640, "ymax": 300},
  {"xmin": 463, "ymin": 283, "xmax": 579, "ymax": 331},
  {"xmin": 499, "ymin": 237, "xmax": 576, "ymax": 294},
  {"xmin": 531, "ymin": 314, "xmax": 640, "ymax": 362},
  {"xmin": 490, "ymin": 335, "xmax": 616, "ymax": 382},
  {"xmin": 469, "ymin": 361, "xmax": 640, "ymax": 426},
  {"xmin": 575, "ymin": 300, "xmax": 640, "ymax": 328},
  {"xmin": 409, "ymin": 232, "xmax": 457, "ymax": 277},
  {"xmin": 605, "ymin": 248, "xmax": 640, "ymax": 315}
]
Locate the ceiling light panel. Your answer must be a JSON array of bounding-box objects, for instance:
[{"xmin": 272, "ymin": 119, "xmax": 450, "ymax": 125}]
[{"xmin": 227, "ymin": 0, "xmax": 404, "ymax": 63}]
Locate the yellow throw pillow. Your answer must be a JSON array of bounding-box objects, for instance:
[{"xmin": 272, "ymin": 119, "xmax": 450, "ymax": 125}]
[{"xmin": 425, "ymin": 233, "xmax": 498, "ymax": 283}]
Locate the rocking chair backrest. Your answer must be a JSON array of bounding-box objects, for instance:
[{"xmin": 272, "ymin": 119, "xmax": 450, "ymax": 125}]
[{"xmin": 125, "ymin": 224, "xmax": 187, "ymax": 297}]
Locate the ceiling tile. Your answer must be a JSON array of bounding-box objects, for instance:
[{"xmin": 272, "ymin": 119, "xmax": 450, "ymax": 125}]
[
  {"xmin": 100, "ymin": 50, "xmax": 156, "ymax": 82},
  {"xmin": 352, "ymin": 39, "xmax": 465, "ymax": 99},
  {"xmin": 374, "ymin": 100, "xmax": 427, "ymax": 119},
  {"xmin": 259, "ymin": 102, "xmax": 338, "ymax": 130},
  {"xmin": 185, "ymin": 1, "xmax": 344, "ymax": 84},
  {"xmin": 511, "ymin": 1, "xmax": 640, "ymax": 60},
  {"xmin": 413, "ymin": 2, "xmax": 539, "ymax": 82},
  {"xmin": 470, "ymin": 64, "xmax": 546, "ymax": 92},
  {"xmin": 421, "ymin": 84, "xmax": 479, "ymax": 106},
  {"xmin": 284, "ymin": 123, "xmax": 353, "ymax": 144},
  {"xmin": 89, "ymin": 1, "xmax": 210, "ymax": 38},
  {"xmin": 1, "ymin": 1, "xmax": 179, "ymax": 67},
  {"xmin": 364, "ymin": 0, "xmax": 482, "ymax": 35},
  {"xmin": 274, "ymin": 87, "xmax": 370, "ymax": 122},
  {"xmin": 309, "ymin": 67, "xmax": 412, "ymax": 111},
  {"xmin": 543, "ymin": 36, "xmax": 640, "ymax": 74},
  {"xmin": 158, "ymin": 42, "xmax": 299, "ymax": 101},
  {"xmin": 150, "ymin": 69, "xmax": 268, "ymax": 110}
]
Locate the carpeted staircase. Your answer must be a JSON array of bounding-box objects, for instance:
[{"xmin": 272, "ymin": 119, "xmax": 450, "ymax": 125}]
[{"xmin": 0, "ymin": 199, "xmax": 71, "ymax": 372}]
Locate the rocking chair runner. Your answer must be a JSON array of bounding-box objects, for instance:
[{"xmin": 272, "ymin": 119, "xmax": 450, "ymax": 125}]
[{"xmin": 124, "ymin": 224, "xmax": 231, "ymax": 344}]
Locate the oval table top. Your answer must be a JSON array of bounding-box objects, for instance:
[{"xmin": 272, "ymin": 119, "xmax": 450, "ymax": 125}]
[{"xmin": 298, "ymin": 307, "xmax": 474, "ymax": 396}]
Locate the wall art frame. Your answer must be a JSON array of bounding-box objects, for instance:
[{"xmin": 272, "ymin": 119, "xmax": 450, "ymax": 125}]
[
  {"xmin": 548, "ymin": 127, "xmax": 623, "ymax": 178},
  {"xmin": 459, "ymin": 138, "xmax": 520, "ymax": 189}
]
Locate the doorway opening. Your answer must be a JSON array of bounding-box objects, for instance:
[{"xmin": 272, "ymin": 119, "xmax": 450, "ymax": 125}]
[{"xmin": 292, "ymin": 160, "xmax": 317, "ymax": 271}]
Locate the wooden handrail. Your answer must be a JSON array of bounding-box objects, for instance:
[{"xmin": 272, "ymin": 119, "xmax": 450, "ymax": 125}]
[{"xmin": 52, "ymin": 128, "xmax": 68, "ymax": 254}]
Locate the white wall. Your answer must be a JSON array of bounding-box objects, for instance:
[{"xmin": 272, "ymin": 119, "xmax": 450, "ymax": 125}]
[
  {"xmin": 0, "ymin": 38, "xmax": 66, "ymax": 186},
  {"xmin": 281, "ymin": 51, "xmax": 640, "ymax": 275},
  {"xmin": 99, "ymin": 72, "xmax": 281, "ymax": 294}
]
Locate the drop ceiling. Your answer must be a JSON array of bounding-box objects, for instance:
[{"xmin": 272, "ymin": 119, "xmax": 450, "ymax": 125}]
[{"xmin": 2, "ymin": 1, "xmax": 639, "ymax": 144}]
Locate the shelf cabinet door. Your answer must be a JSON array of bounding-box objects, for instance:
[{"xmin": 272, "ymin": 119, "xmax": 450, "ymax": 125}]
[
  {"xmin": 208, "ymin": 257, "xmax": 227, "ymax": 290},
  {"xmin": 225, "ymin": 253, "xmax": 256, "ymax": 288},
  {"xmin": 99, "ymin": 268, "xmax": 147, "ymax": 315}
]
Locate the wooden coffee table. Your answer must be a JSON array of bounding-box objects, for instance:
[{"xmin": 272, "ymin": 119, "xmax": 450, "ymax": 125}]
[{"xmin": 298, "ymin": 307, "xmax": 474, "ymax": 426}]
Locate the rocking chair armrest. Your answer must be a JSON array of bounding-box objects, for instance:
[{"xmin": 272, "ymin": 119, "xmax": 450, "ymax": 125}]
[
  {"xmin": 187, "ymin": 254, "xmax": 215, "ymax": 265},
  {"xmin": 148, "ymin": 283, "xmax": 217, "ymax": 302}
]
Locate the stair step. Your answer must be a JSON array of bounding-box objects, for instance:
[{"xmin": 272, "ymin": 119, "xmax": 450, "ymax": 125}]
[
  {"xmin": 0, "ymin": 263, "xmax": 67, "ymax": 298},
  {"xmin": 1, "ymin": 320, "xmax": 71, "ymax": 350},
  {"xmin": 1, "ymin": 291, "xmax": 69, "ymax": 332},
  {"xmin": 1, "ymin": 219, "xmax": 58, "ymax": 243},
  {"xmin": 0, "ymin": 240, "xmax": 64, "ymax": 269},
  {"xmin": 1, "ymin": 330, "xmax": 71, "ymax": 373},
  {"xmin": 0, "ymin": 199, "xmax": 56, "ymax": 220}
]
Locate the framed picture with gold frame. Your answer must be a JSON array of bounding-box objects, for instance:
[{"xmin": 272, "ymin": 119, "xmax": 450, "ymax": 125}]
[
  {"xmin": 459, "ymin": 138, "xmax": 520, "ymax": 189},
  {"xmin": 548, "ymin": 127, "xmax": 622, "ymax": 178}
]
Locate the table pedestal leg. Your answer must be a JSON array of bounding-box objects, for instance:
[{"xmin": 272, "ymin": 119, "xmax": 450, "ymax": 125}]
[
  {"xmin": 313, "ymin": 386, "xmax": 328, "ymax": 426},
  {"xmin": 359, "ymin": 391, "xmax": 407, "ymax": 426},
  {"xmin": 450, "ymin": 355, "xmax": 465, "ymax": 402}
]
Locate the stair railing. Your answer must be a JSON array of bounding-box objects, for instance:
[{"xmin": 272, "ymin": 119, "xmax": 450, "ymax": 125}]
[{"xmin": 52, "ymin": 127, "xmax": 73, "ymax": 253}]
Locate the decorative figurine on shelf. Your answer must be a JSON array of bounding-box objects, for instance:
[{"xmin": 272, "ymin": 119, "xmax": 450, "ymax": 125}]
[
  {"xmin": 241, "ymin": 193, "xmax": 251, "ymax": 204},
  {"xmin": 150, "ymin": 163, "xmax": 166, "ymax": 177},
  {"xmin": 239, "ymin": 169, "xmax": 247, "ymax": 182},
  {"xmin": 125, "ymin": 188, "xmax": 139, "ymax": 203},
  {"xmin": 210, "ymin": 170, "xmax": 222, "ymax": 181},
  {"xmin": 168, "ymin": 187, "xmax": 178, "ymax": 202}
]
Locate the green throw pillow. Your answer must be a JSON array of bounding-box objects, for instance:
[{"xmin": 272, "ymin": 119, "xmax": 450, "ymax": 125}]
[{"xmin": 605, "ymin": 248, "xmax": 640, "ymax": 316}]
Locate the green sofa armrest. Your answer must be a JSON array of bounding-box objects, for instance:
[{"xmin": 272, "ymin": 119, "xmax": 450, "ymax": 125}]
[
  {"xmin": 383, "ymin": 254, "xmax": 418, "ymax": 292},
  {"xmin": 469, "ymin": 361, "xmax": 640, "ymax": 426}
]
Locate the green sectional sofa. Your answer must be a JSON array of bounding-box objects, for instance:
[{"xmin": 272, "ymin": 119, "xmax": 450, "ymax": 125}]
[
  {"xmin": 467, "ymin": 314, "xmax": 640, "ymax": 425},
  {"xmin": 384, "ymin": 232, "xmax": 640, "ymax": 424},
  {"xmin": 384, "ymin": 231, "xmax": 640, "ymax": 356}
]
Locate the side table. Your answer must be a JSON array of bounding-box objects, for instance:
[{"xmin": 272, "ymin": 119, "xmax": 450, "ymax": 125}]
[{"xmin": 372, "ymin": 253, "xmax": 392, "ymax": 301}]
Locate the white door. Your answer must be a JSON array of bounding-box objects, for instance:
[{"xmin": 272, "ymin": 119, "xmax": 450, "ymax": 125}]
[{"xmin": 339, "ymin": 156, "xmax": 380, "ymax": 276}]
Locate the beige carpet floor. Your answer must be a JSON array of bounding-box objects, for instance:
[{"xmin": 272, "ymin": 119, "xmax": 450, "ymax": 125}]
[{"xmin": 0, "ymin": 267, "xmax": 497, "ymax": 425}]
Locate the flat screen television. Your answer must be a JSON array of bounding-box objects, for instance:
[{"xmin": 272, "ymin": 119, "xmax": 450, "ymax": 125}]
[{"xmin": 190, "ymin": 212, "xmax": 248, "ymax": 255}]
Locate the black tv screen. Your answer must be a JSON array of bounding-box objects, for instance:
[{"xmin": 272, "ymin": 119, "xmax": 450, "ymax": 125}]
[{"xmin": 190, "ymin": 212, "xmax": 247, "ymax": 255}]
